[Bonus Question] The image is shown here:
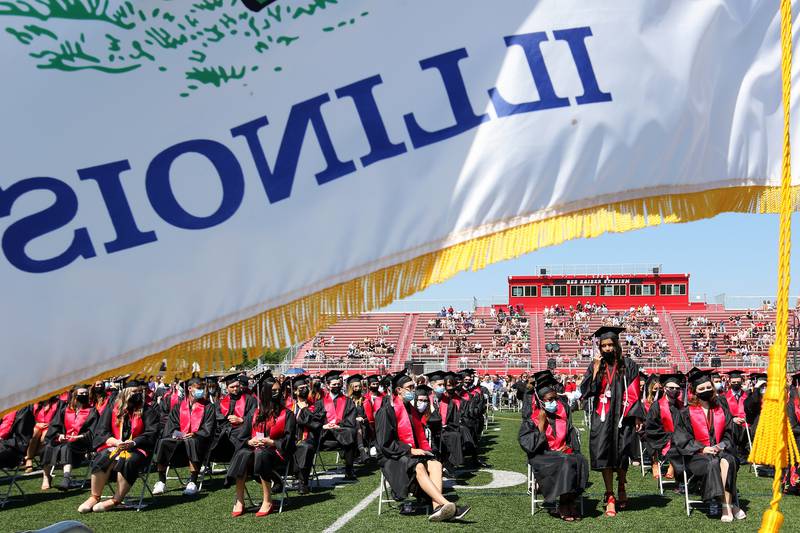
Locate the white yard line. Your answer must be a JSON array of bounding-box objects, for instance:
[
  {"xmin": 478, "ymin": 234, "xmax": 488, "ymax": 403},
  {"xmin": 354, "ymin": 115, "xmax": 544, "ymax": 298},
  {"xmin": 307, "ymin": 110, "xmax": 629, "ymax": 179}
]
[{"xmin": 322, "ymin": 485, "xmax": 382, "ymax": 533}]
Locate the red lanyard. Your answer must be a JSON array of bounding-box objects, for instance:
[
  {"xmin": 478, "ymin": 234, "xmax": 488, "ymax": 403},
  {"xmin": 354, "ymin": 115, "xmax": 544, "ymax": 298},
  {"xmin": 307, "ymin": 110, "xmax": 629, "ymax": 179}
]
[{"xmin": 604, "ymin": 363, "xmax": 617, "ymax": 392}]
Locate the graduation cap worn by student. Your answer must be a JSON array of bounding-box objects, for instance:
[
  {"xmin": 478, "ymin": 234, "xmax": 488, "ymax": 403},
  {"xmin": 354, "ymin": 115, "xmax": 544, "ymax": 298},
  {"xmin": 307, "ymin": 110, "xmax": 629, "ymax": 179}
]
[
  {"xmin": 792, "ymin": 372, "xmax": 800, "ymax": 387},
  {"xmin": 390, "ymin": 371, "xmax": 413, "ymax": 391},
  {"xmin": 686, "ymin": 367, "xmax": 713, "ymax": 388},
  {"xmin": 346, "ymin": 374, "xmax": 364, "ymax": 387},
  {"xmin": 414, "ymin": 384, "xmax": 432, "ymax": 398},
  {"xmin": 323, "ymin": 370, "xmax": 344, "ymax": 383},
  {"xmin": 725, "ymin": 370, "xmax": 746, "ymax": 380},
  {"xmin": 425, "ymin": 371, "xmax": 445, "ymax": 383},
  {"xmin": 593, "ymin": 326, "xmax": 625, "ymax": 341},
  {"xmin": 658, "ymin": 373, "xmax": 685, "ymax": 387}
]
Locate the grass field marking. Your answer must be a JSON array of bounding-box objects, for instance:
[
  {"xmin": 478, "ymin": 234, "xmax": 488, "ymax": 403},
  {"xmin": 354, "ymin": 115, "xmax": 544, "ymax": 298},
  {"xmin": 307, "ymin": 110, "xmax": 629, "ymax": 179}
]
[{"xmin": 322, "ymin": 484, "xmax": 382, "ymax": 532}]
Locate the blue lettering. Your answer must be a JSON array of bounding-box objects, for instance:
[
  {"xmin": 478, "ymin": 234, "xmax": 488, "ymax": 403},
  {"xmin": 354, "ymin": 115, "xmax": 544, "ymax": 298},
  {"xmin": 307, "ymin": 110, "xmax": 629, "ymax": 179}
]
[
  {"xmin": 0, "ymin": 177, "xmax": 96, "ymax": 273},
  {"xmin": 552, "ymin": 27, "xmax": 612, "ymax": 105},
  {"xmin": 146, "ymin": 140, "xmax": 245, "ymax": 230}
]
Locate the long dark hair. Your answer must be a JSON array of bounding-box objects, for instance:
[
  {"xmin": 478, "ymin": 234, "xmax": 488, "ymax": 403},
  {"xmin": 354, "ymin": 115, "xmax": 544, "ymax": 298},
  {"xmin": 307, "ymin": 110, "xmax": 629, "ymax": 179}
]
[
  {"xmin": 596, "ymin": 335, "xmax": 625, "ymax": 378},
  {"xmin": 255, "ymin": 378, "xmax": 282, "ymax": 425}
]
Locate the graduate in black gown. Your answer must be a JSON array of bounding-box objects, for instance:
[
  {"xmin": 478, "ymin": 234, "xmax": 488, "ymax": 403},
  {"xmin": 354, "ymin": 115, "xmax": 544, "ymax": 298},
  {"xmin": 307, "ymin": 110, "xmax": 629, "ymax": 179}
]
[
  {"xmin": 0, "ymin": 406, "xmax": 33, "ymax": 470},
  {"xmin": 458, "ymin": 369, "xmax": 486, "ymax": 467},
  {"xmin": 79, "ymin": 381, "xmax": 159, "ymax": 513},
  {"xmin": 519, "ymin": 370, "xmax": 587, "ymax": 522},
  {"xmin": 644, "ymin": 373, "xmax": 685, "ymax": 484},
  {"xmin": 374, "ymin": 372, "xmax": 469, "ymax": 522},
  {"xmin": 42, "ymin": 386, "xmax": 98, "ymax": 491},
  {"xmin": 674, "ymin": 368, "xmax": 745, "ymax": 522},
  {"xmin": 228, "ymin": 375, "xmax": 296, "ymax": 518},
  {"xmin": 288, "ymin": 374, "xmax": 324, "ymax": 494},
  {"xmin": 743, "ymin": 372, "xmax": 767, "ymax": 436},
  {"xmin": 579, "ymin": 326, "xmax": 644, "ymax": 517},
  {"xmin": 425, "ymin": 371, "xmax": 463, "ymax": 471},
  {"xmin": 210, "ymin": 374, "xmax": 257, "ymax": 466},
  {"xmin": 347, "ymin": 374, "xmax": 373, "ymax": 463},
  {"xmin": 318, "ymin": 370, "xmax": 358, "ymax": 480},
  {"xmin": 152, "ymin": 377, "xmax": 216, "ymax": 496},
  {"xmin": 785, "ymin": 372, "xmax": 800, "ymax": 493}
]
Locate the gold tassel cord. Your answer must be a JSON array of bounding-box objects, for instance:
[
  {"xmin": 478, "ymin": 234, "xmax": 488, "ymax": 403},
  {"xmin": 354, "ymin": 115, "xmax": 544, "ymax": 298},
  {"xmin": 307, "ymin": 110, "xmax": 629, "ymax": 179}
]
[{"xmin": 748, "ymin": 1, "xmax": 799, "ymax": 531}]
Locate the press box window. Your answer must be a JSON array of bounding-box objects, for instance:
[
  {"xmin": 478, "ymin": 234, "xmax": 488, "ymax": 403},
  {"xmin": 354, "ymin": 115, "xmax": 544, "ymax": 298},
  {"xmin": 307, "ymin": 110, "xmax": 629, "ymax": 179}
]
[
  {"xmin": 542, "ymin": 285, "xmax": 567, "ymax": 297},
  {"xmin": 511, "ymin": 286, "xmax": 524, "ymax": 297},
  {"xmin": 630, "ymin": 284, "xmax": 656, "ymax": 296},
  {"xmin": 660, "ymin": 284, "xmax": 687, "ymax": 295},
  {"xmin": 511, "ymin": 286, "xmax": 537, "ymax": 297},
  {"xmin": 601, "ymin": 285, "xmax": 626, "ymax": 296},
  {"xmin": 569, "ymin": 285, "xmax": 596, "ymax": 297}
]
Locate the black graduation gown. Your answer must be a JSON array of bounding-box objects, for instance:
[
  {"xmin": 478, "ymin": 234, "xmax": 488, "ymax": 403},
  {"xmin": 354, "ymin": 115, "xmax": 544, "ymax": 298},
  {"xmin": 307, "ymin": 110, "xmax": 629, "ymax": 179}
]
[
  {"xmin": 644, "ymin": 398, "xmax": 685, "ymax": 476},
  {"xmin": 293, "ymin": 399, "xmax": 325, "ymax": 477},
  {"xmin": 154, "ymin": 400, "xmax": 216, "ymax": 466},
  {"xmin": 210, "ymin": 394, "xmax": 257, "ymax": 461},
  {"xmin": 227, "ymin": 408, "xmax": 297, "ymax": 482},
  {"xmin": 789, "ymin": 389, "xmax": 800, "ymax": 445},
  {"xmin": 518, "ymin": 399, "xmax": 588, "ymax": 503},
  {"xmin": 674, "ymin": 405, "xmax": 738, "ymax": 501},
  {"xmin": 374, "ymin": 397, "xmax": 427, "ymax": 500},
  {"xmin": 743, "ymin": 389, "xmax": 763, "ymax": 438},
  {"xmin": 352, "ymin": 397, "xmax": 373, "ymax": 449},
  {"xmin": 43, "ymin": 405, "xmax": 98, "ymax": 467},
  {"xmin": 91, "ymin": 405, "xmax": 159, "ymax": 484},
  {"xmin": 0, "ymin": 406, "xmax": 34, "ymax": 468},
  {"xmin": 429, "ymin": 394, "xmax": 463, "ymax": 467},
  {"xmin": 579, "ymin": 357, "xmax": 645, "ymax": 470},
  {"xmin": 319, "ymin": 395, "xmax": 357, "ymax": 449}
]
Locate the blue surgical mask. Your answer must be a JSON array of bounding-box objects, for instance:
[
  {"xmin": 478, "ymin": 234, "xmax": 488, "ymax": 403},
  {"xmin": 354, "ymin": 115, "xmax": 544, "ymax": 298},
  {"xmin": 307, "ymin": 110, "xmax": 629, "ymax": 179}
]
[
  {"xmin": 193, "ymin": 389, "xmax": 204, "ymax": 399},
  {"xmin": 543, "ymin": 400, "xmax": 558, "ymax": 413},
  {"xmin": 714, "ymin": 382, "xmax": 724, "ymax": 391},
  {"xmin": 434, "ymin": 386, "xmax": 445, "ymax": 395},
  {"xmin": 402, "ymin": 391, "xmax": 415, "ymax": 403}
]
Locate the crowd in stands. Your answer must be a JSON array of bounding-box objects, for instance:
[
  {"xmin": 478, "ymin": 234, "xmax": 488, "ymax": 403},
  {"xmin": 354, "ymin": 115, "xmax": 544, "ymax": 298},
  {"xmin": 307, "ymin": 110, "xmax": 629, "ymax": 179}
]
[{"xmin": 686, "ymin": 310, "xmax": 775, "ymax": 368}]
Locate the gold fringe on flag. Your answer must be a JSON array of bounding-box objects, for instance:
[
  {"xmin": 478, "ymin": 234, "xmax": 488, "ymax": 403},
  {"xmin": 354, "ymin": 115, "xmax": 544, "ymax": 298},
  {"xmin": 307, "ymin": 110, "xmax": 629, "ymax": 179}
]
[{"xmin": 748, "ymin": 1, "xmax": 800, "ymax": 531}]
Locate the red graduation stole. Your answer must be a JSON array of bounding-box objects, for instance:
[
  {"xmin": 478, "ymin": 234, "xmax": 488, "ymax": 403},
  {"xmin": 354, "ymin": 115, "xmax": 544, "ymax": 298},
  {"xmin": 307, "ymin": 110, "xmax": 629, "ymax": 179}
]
[
  {"xmin": 65, "ymin": 407, "xmax": 92, "ymax": 437},
  {"xmin": 0, "ymin": 411, "xmax": 16, "ymax": 440},
  {"xmin": 34, "ymin": 401, "xmax": 59, "ymax": 424},
  {"xmin": 595, "ymin": 365, "xmax": 640, "ymax": 418},
  {"xmin": 657, "ymin": 395, "xmax": 678, "ymax": 455},
  {"xmin": 251, "ymin": 408, "xmax": 287, "ymax": 440},
  {"xmin": 179, "ymin": 399, "xmax": 207, "ymax": 433},
  {"xmin": 438, "ymin": 395, "xmax": 453, "ymax": 423},
  {"xmin": 530, "ymin": 402, "xmax": 570, "ymax": 452},
  {"xmin": 285, "ymin": 396, "xmax": 295, "ymax": 411},
  {"xmin": 643, "ymin": 399, "xmax": 652, "ymax": 413},
  {"xmin": 219, "ymin": 394, "xmax": 247, "ymax": 418},
  {"xmin": 368, "ymin": 392, "xmax": 384, "ymax": 412},
  {"xmin": 323, "ymin": 393, "xmax": 346, "ymax": 425},
  {"xmin": 94, "ymin": 396, "xmax": 110, "ymax": 415},
  {"xmin": 298, "ymin": 402, "xmax": 316, "ymax": 441},
  {"xmin": 363, "ymin": 395, "xmax": 375, "ymax": 424},
  {"xmin": 724, "ymin": 390, "xmax": 747, "ymax": 418},
  {"xmin": 793, "ymin": 395, "xmax": 800, "ymax": 426},
  {"xmin": 98, "ymin": 411, "xmax": 147, "ymax": 456},
  {"xmin": 688, "ymin": 405, "xmax": 726, "ymax": 447},
  {"xmin": 393, "ymin": 395, "xmax": 431, "ymax": 452}
]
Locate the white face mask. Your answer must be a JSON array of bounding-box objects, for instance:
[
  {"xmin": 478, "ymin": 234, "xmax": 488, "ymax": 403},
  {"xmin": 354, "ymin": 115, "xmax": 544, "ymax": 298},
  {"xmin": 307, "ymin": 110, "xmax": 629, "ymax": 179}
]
[{"xmin": 416, "ymin": 402, "xmax": 429, "ymax": 413}]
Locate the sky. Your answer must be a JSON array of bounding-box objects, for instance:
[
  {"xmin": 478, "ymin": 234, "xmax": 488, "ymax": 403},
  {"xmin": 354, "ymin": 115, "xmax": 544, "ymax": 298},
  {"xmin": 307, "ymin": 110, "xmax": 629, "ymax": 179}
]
[{"xmin": 383, "ymin": 213, "xmax": 800, "ymax": 312}]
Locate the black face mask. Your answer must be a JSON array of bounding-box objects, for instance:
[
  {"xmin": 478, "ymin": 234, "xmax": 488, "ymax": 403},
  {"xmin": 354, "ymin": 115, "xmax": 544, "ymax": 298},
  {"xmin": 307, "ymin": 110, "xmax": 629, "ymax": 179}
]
[
  {"xmin": 93, "ymin": 386, "xmax": 105, "ymax": 394},
  {"xmin": 369, "ymin": 385, "xmax": 379, "ymax": 392},
  {"xmin": 329, "ymin": 386, "xmax": 342, "ymax": 395},
  {"xmin": 270, "ymin": 391, "xmax": 280, "ymax": 400},
  {"xmin": 602, "ymin": 350, "xmax": 616, "ymax": 361},
  {"xmin": 129, "ymin": 393, "xmax": 144, "ymax": 406},
  {"xmin": 76, "ymin": 394, "xmax": 90, "ymax": 405},
  {"xmin": 731, "ymin": 383, "xmax": 741, "ymax": 391},
  {"xmin": 665, "ymin": 389, "xmax": 680, "ymax": 400},
  {"xmin": 297, "ymin": 388, "xmax": 309, "ymax": 399},
  {"xmin": 696, "ymin": 390, "xmax": 714, "ymax": 402},
  {"xmin": 351, "ymin": 389, "xmax": 361, "ymax": 397}
]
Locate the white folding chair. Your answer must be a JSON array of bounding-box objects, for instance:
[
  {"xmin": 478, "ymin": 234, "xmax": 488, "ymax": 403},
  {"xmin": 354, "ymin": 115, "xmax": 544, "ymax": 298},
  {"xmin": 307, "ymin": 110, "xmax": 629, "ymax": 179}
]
[
  {"xmin": 744, "ymin": 425, "xmax": 765, "ymax": 475},
  {"xmin": 527, "ymin": 462, "xmax": 584, "ymax": 516},
  {"xmin": 655, "ymin": 460, "xmax": 676, "ymax": 495},
  {"xmin": 377, "ymin": 470, "xmax": 395, "ymax": 515},
  {"xmin": 682, "ymin": 457, "xmax": 703, "ymax": 517}
]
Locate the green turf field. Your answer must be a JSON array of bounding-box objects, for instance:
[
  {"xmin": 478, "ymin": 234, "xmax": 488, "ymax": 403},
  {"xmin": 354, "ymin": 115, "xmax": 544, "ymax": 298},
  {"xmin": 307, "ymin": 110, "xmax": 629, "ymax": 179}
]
[{"xmin": 1, "ymin": 412, "xmax": 794, "ymax": 532}]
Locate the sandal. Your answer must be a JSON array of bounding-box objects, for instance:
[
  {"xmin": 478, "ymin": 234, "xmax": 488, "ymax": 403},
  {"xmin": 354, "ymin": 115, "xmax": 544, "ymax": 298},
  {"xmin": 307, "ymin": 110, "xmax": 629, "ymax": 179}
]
[
  {"xmin": 617, "ymin": 488, "xmax": 628, "ymax": 510},
  {"xmin": 604, "ymin": 493, "xmax": 616, "ymax": 517},
  {"xmin": 78, "ymin": 494, "xmax": 101, "ymax": 514}
]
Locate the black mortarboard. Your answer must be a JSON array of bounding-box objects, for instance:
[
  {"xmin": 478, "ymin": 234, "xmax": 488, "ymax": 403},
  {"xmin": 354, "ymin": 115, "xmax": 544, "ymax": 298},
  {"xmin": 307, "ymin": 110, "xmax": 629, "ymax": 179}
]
[
  {"xmin": 185, "ymin": 377, "xmax": 203, "ymax": 387},
  {"xmin": 346, "ymin": 374, "xmax": 364, "ymax": 386},
  {"xmin": 710, "ymin": 370, "xmax": 721, "ymax": 378},
  {"xmin": 725, "ymin": 370, "xmax": 745, "ymax": 379},
  {"xmin": 425, "ymin": 371, "xmax": 445, "ymax": 382},
  {"xmin": 238, "ymin": 374, "xmax": 250, "ymax": 388},
  {"xmin": 125, "ymin": 380, "xmax": 145, "ymax": 389},
  {"xmin": 687, "ymin": 367, "xmax": 712, "ymax": 387},
  {"xmin": 323, "ymin": 370, "xmax": 343, "ymax": 383},
  {"xmin": 461, "ymin": 368, "xmax": 476, "ymax": 375},
  {"xmin": 223, "ymin": 372, "xmax": 242, "ymax": 385},
  {"xmin": 366, "ymin": 374, "xmax": 381, "ymax": 384},
  {"xmin": 390, "ymin": 371, "xmax": 412, "ymax": 390},
  {"xmin": 254, "ymin": 369, "xmax": 272, "ymax": 388},
  {"xmin": 750, "ymin": 372, "xmax": 768, "ymax": 381},
  {"xmin": 532, "ymin": 370, "xmax": 556, "ymax": 395},
  {"xmin": 593, "ymin": 326, "xmax": 625, "ymax": 340},
  {"xmin": 792, "ymin": 372, "xmax": 800, "ymax": 386},
  {"xmin": 292, "ymin": 375, "xmax": 310, "ymax": 388},
  {"xmin": 442, "ymin": 372, "xmax": 458, "ymax": 383},
  {"xmin": 659, "ymin": 373, "xmax": 684, "ymax": 386},
  {"xmin": 415, "ymin": 384, "xmax": 432, "ymax": 396}
]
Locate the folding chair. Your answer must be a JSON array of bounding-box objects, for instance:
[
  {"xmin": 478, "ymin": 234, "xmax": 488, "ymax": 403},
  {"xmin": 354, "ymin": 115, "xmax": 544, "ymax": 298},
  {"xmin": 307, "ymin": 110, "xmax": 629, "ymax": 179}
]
[
  {"xmin": 48, "ymin": 459, "xmax": 91, "ymax": 491},
  {"xmin": 103, "ymin": 459, "xmax": 155, "ymax": 511},
  {"xmin": 635, "ymin": 436, "xmax": 651, "ymax": 476},
  {"xmin": 527, "ymin": 463, "xmax": 584, "ymax": 516},
  {"xmin": 654, "ymin": 460, "xmax": 676, "ymax": 495},
  {"xmin": 682, "ymin": 457, "xmax": 704, "ymax": 517},
  {"xmin": 377, "ymin": 470, "xmax": 395, "ymax": 515},
  {"xmin": 744, "ymin": 425, "xmax": 764, "ymax": 476},
  {"xmin": 0, "ymin": 464, "xmax": 26, "ymax": 508}
]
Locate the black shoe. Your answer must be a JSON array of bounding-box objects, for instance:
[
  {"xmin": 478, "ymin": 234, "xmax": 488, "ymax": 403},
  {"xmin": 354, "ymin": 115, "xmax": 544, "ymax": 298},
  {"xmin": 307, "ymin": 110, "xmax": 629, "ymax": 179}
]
[
  {"xmin": 343, "ymin": 470, "xmax": 357, "ymax": 481},
  {"xmin": 57, "ymin": 476, "xmax": 72, "ymax": 491},
  {"xmin": 708, "ymin": 502, "xmax": 721, "ymax": 517},
  {"xmin": 298, "ymin": 482, "xmax": 310, "ymax": 495},
  {"xmin": 454, "ymin": 505, "xmax": 471, "ymax": 520},
  {"xmin": 271, "ymin": 478, "xmax": 284, "ymax": 494},
  {"xmin": 399, "ymin": 502, "xmax": 416, "ymax": 515}
]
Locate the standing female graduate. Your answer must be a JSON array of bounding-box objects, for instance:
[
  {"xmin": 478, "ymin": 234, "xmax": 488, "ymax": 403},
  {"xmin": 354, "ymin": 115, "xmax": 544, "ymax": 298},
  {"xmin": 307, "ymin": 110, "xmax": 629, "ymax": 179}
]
[
  {"xmin": 644, "ymin": 373, "xmax": 685, "ymax": 483},
  {"xmin": 374, "ymin": 372, "xmax": 469, "ymax": 522},
  {"xmin": 151, "ymin": 377, "xmax": 216, "ymax": 496},
  {"xmin": 42, "ymin": 386, "xmax": 97, "ymax": 491},
  {"xmin": 579, "ymin": 326, "xmax": 644, "ymax": 517},
  {"xmin": 228, "ymin": 376, "xmax": 296, "ymax": 517},
  {"xmin": 674, "ymin": 368, "xmax": 745, "ymax": 522},
  {"xmin": 519, "ymin": 370, "xmax": 588, "ymax": 522},
  {"xmin": 78, "ymin": 381, "xmax": 159, "ymax": 513}
]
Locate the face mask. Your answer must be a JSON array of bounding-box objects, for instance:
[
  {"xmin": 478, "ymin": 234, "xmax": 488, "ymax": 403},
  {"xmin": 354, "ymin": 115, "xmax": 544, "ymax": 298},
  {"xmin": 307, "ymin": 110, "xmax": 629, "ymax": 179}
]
[
  {"xmin": 696, "ymin": 390, "xmax": 714, "ymax": 402},
  {"xmin": 434, "ymin": 386, "xmax": 445, "ymax": 395},
  {"xmin": 329, "ymin": 386, "xmax": 342, "ymax": 396},
  {"xmin": 93, "ymin": 386, "xmax": 104, "ymax": 394},
  {"xmin": 193, "ymin": 389, "xmax": 205, "ymax": 400},
  {"xmin": 297, "ymin": 389, "xmax": 309, "ymax": 399},
  {"xmin": 759, "ymin": 386, "xmax": 766, "ymax": 394},
  {"xmin": 76, "ymin": 394, "xmax": 89, "ymax": 404},
  {"xmin": 402, "ymin": 391, "xmax": 415, "ymax": 403},
  {"xmin": 731, "ymin": 383, "xmax": 741, "ymax": 391},
  {"xmin": 602, "ymin": 350, "xmax": 616, "ymax": 360},
  {"xmin": 543, "ymin": 400, "xmax": 558, "ymax": 413},
  {"xmin": 416, "ymin": 402, "xmax": 429, "ymax": 413},
  {"xmin": 369, "ymin": 385, "xmax": 379, "ymax": 392},
  {"xmin": 714, "ymin": 382, "xmax": 724, "ymax": 391},
  {"xmin": 351, "ymin": 389, "xmax": 361, "ymax": 397},
  {"xmin": 665, "ymin": 389, "xmax": 680, "ymax": 399}
]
